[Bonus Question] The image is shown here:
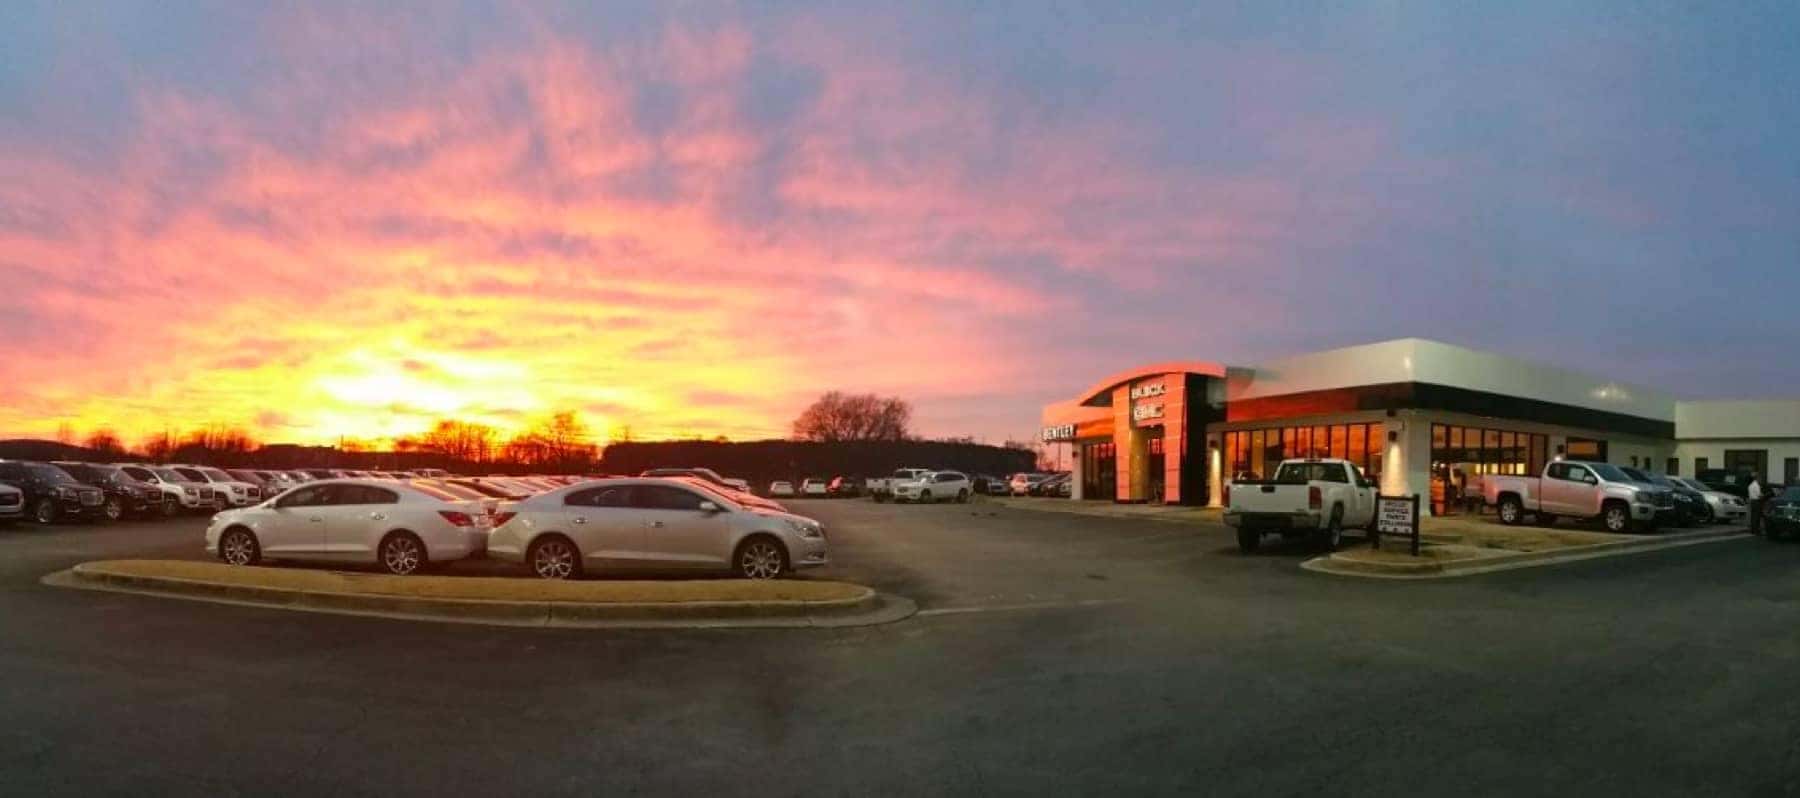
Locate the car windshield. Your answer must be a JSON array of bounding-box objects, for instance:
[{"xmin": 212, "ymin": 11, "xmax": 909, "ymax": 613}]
[
  {"xmin": 1783, "ymin": 487, "xmax": 1800, "ymax": 501},
  {"xmin": 1590, "ymin": 464, "xmax": 1632, "ymax": 482},
  {"xmin": 404, "ymin": 482, "xmax": 463, "ymax": 502},
  {"xmin": 678, "ymin": 480, "xmax": 743, "ymax": 510},
  {"xmin": 29, "ymin": 464, "xmax": 79, "ymax": 483},
  {"xmin": 154, "ymin": 468, "xmax": 190, "ymax": 482},
  {"xmin": 417, "ymin": 480, "xmax": 485, "ymax": 500}
]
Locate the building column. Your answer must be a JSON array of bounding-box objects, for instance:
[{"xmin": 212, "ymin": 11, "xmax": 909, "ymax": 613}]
[
  {"xmin": 1070, "ymin": 442, "xmax": 1085, "ymax": 501},
  {"xmin": 1207, "ymin": 433, "xmax": 1224, "ymax": 508}
]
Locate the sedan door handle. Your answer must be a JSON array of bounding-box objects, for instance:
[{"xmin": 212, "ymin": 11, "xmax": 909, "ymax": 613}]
[
  {"xmin": 370, "ymin": 513, "xmax": 386, "ymax": 521},
  {"xmin": 651, "ymin": 521, "xmax": 666, "ymax": 528},
  {"xmin": 572, "ymin": 517, "xmax": 587, "ymax": 524},
  {"xmin": 309, "ymin": 516, "xmax": 324, "ymax": 523}
]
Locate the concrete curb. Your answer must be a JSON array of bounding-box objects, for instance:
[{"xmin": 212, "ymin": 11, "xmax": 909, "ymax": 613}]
[
  {"xmin": 45, "ymin": 564, "xmax": 917, "ymax": 630},
  {"xmin": 1301, "ymin": 527, "xmax": 1750, "ymax": 580}
]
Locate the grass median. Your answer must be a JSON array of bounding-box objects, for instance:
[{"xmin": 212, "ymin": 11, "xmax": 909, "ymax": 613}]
[{"xmin": 81, "ymin": 560, "xmax": 868, "ymax": 604}]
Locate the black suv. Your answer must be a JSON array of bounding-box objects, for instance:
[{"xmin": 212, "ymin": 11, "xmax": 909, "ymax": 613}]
[
  {"xmin": 52, "ymin": 462, "xmax": 166, "ymax": 521},
  {"xmin": 0, "ymin": 460, "xmax": 108, "ymax": 524}
]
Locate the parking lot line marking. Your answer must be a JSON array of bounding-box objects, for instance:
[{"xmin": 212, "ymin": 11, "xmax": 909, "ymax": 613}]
[{"xmin": 916, "ymin": 598, "xmax": 1128, "ymax": 617}]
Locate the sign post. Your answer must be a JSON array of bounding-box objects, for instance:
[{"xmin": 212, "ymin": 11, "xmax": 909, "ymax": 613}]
[{"xmin": 1373, "ymin": 494, "xmax": 1421, "ymax": 556}]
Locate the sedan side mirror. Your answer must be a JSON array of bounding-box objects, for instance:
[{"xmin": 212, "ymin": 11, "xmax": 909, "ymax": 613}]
[{"xmin": 698, "ymin": 501, "xmax": 722, "ymax": 514}]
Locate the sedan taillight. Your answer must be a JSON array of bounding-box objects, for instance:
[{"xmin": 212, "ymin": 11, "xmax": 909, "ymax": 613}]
[
  {"xmin": 491, "ymin": 512, "xmax": 517, "ymax": 527},
  {"xmin": 438, "ymin": 511, "xmax": 476, "ymax": 527}
]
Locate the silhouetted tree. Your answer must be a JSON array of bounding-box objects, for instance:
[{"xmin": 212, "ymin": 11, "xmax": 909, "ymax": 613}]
[
  {"xmin": 503, "ymin": 412, "xmax": 597, "ymax": 471},
  {"xmin": 84, "ymin": 428, "xmax": 126, "ymax": 459},
  {"xmin": 142, "ymin": 430, "xmax": 178, "ymax": 462},
  {"xmin": 792, "ymin": 392, "xmax": 911, "ymax": 442}
]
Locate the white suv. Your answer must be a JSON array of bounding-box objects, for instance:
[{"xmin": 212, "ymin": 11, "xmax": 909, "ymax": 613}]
[
  {"xmin": 893, "ymin": 471, "xmax": 972, "ymax": 504},
  {"xmin": 175, "ymin": 466, "xmax": 262, "ymax": 508},
  {"xmin": 120, "ymin": 465, "xmax": 214, "ymax": 514}
]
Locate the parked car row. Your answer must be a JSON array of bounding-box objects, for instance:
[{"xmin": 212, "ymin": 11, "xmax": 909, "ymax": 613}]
[
  {"xmin": 1485, "ymin": 460, "xmax": 1749, "ymax": 533},
  {"xmin": 0, "ymin": 458, "xmax": 614, "ymax": 527},
  {"xmin": 206, "ymin": 476, "xmax": 827, "ymax": 580}
]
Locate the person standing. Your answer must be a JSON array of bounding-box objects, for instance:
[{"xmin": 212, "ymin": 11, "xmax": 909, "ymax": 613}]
[{"xmin": 1748, "ymin": 472, "xmax": 1765, "ymax": 536}]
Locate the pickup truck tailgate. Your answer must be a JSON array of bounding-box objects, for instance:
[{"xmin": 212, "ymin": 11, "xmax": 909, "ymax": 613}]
[{"xmin": 1229, "ymin": 483, "xmax": 1315, "ymax": 514}]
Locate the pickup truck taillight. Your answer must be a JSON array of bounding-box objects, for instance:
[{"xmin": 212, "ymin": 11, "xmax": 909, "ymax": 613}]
[
  {"xmin": 1223, "ymin": 484, "xmax": 1231, "ymax": 506},
  {"xmin": 1308, "ymin": 486, "xmax": 1322, "ymax": 510}
]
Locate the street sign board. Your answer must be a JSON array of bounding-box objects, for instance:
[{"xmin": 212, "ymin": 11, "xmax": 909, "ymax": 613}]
[{"xmin": 1373, "ymin": 494, "xmax": 1422, "ymax": 556}]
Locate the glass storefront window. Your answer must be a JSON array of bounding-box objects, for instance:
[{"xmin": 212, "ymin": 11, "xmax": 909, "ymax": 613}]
[
  {"xmin": 1431, "ymin": 423, "xmax": 1555, "ymax": 515},
  {"xmin": 1220, "ymin": 422, "xmax": 1384, "ymax": 484}
]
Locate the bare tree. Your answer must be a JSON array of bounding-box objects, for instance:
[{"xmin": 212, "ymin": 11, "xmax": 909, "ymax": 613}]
[
  {"xmin": 84, "ymin": 428, "xmax": 126, "ymax": 459},
  {"xmin": 415, "ymin": 419, "xmax": 499, "ymax": 463},
  {"xmin": 55, "ymin": 422, "xmax": 76, "ymax": 446},
  {"xmin": 791, "ymin": 392, "xmax": 912, "ymax": 442},
  {"xmin": 503, "ymin": 412, "xmax": 597, "ymax": 471},
  {"xmin": 142, "ymin": 430, "xmax": 178, "ymax": 462}
]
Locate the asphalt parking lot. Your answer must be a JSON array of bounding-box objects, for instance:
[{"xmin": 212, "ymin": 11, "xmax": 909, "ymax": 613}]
[{"xmin": 4, "ymin": 499, "xmax": 1800, "ymax": 796}]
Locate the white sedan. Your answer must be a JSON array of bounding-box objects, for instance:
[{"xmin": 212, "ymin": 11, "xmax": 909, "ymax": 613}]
[
  {"xmin": 488, "ymin": 478, "xmax": 829, "ymax": 579},
  {"xmin": 769, "ymin": 481, "xmax": 796, "ymax": 497},
  {"xmin": 894, "ymin": 471, "xmax": 973, "ymax": 504},
  {"xmin": 801, "ymin": 478, "xmax": 829, "ymax": 497},
  {"xmin": 206, "ymin": 479, "xmax": 489, "ymax": 575}
]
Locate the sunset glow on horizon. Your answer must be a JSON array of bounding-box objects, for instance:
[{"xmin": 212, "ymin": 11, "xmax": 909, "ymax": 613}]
[{"xmin": 4, "ymin": 3, "xmax": 1798, "ymax": 449}]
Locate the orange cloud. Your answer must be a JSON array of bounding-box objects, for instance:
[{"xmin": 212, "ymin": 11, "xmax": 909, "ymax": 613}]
[{"xmin": 0, "ymin": 11, "xmax": 1306, "ymax": 448}]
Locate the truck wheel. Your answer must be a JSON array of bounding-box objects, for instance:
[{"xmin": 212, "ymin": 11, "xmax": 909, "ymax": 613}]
[
  {"xmin": 1320, "ymin": 508, "xmax": 1344, "ymax": 551},
  {"xmin": 1497, "ymin": 496, "xmax": 1524, "ymax": 526},
  {"xmin": 1236, "ymin": 527, "xmax": 1261, "ymax": 553},
  {"xmin": 1602, "ymin": 503, "xmax": 1631, "ymax": 534}
]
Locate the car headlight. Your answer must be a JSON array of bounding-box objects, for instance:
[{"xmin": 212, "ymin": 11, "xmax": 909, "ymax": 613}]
[
  {"xmin": 184, "ymin": 487, "xmax": 197, "ymax": 496},
  {"xmin": 786, "ymin": 519, "xmax": 824, "ymax": 539}
]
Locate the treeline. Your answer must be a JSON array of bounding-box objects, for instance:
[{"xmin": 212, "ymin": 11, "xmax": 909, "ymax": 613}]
[{"xmin": 600, "ymin": 439, "xmax": 1038, "ymax": 486}]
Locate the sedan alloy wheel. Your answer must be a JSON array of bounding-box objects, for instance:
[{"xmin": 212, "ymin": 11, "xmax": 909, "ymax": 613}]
[
  {"xmin": 219, "ymin": 529, "xmax": 260, "ymax": 566},
  {"xmin": 530, "ymin": 538, "xmax": 578, "ymax": 580},
  {"xmin": 379, "ymin": 534, "xmax": 425, "ymax": 575},
  {"xmin": 737, "ymin": 539, "xmax": 786, "ymax": 580}
]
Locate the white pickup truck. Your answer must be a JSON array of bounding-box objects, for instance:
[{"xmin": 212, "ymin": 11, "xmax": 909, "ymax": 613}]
[
  {"xmin": 868, "ymin": 468, "xmax": 931, "ymax": 503},
  {"xmin": 1224, "ymin": 458, "xmax": 1378, "ymax": 552},
  {"xmin": 1483, "ymin": 460, "xmax": 1672, "ymax": 533}
]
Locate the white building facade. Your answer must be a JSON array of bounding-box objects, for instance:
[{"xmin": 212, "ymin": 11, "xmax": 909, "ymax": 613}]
[{"xmin": 1040, "ymin": 338, "xmax": 1800, "ymax": 515}]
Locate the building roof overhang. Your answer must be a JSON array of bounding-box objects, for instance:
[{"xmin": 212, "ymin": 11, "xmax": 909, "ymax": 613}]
[{"xmin": 1076, "ymin": 361, "xmax": 1227, "ymax": 407}]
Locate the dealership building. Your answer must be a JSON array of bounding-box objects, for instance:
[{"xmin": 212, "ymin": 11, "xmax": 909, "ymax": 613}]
[{"xmin": 1039, "ymin": 338, "xmax": 1800, "ymax": 515}]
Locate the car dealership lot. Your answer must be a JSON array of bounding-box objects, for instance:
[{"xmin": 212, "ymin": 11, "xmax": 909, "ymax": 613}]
[{"xmin": 5, "ymin": 503, "xmax": 1800, "ymax": 795}]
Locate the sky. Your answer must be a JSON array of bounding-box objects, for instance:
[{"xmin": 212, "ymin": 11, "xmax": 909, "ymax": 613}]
[{"xmin": 2, "ymin": 1, "xmax": 1798, "ymax": 449}]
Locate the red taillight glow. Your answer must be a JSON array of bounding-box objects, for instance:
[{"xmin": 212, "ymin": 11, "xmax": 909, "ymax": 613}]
[
  {"xmin": 1223, "ymin": 484, "xmax": 1231, "ymax": 506},
  {"xmin": 438, "ymin": 511, "xmax": 476, "ymax": 527},
  {"xmin": 491, "ymin": 512, "xmax": 517, "ymax": 527},
  {"xmin": 1308, "ymin": 486, "xmax": 1322, "ymax": 510}
]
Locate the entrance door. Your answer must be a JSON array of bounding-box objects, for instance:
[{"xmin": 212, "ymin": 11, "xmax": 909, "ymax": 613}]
[
  {"xmin": 1724, "ymin": 449, "xmax": 1769, "ymax": 481},
  {"xmin": 1146, "ymin": 432, "xmax": 1166, "ymax": 503},
  {"xmin": 1084, "ymin": 442, "xmax": 1117, "ymax": 501}
]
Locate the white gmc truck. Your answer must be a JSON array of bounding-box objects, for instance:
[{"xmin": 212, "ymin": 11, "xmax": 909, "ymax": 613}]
[{"xmin": 1224, "ymin": 458, "xmax": 1378, "ymax": 552}]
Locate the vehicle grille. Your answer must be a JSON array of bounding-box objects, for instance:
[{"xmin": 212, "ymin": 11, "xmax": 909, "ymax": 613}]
[
  {"xmin": 247, "ymin": 487, "xmax": 260, "ymax": 498},
  {"xmin": 1652, "ymin": 491, "xmax": 1674, "ymax": 508},
  {"xmin": 199, "ymin": 488, "xmax": 215, "ymax": 500},
  {"xmin": 80, "ymin": 489, "xmax": 103, "ymax": 506}
]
